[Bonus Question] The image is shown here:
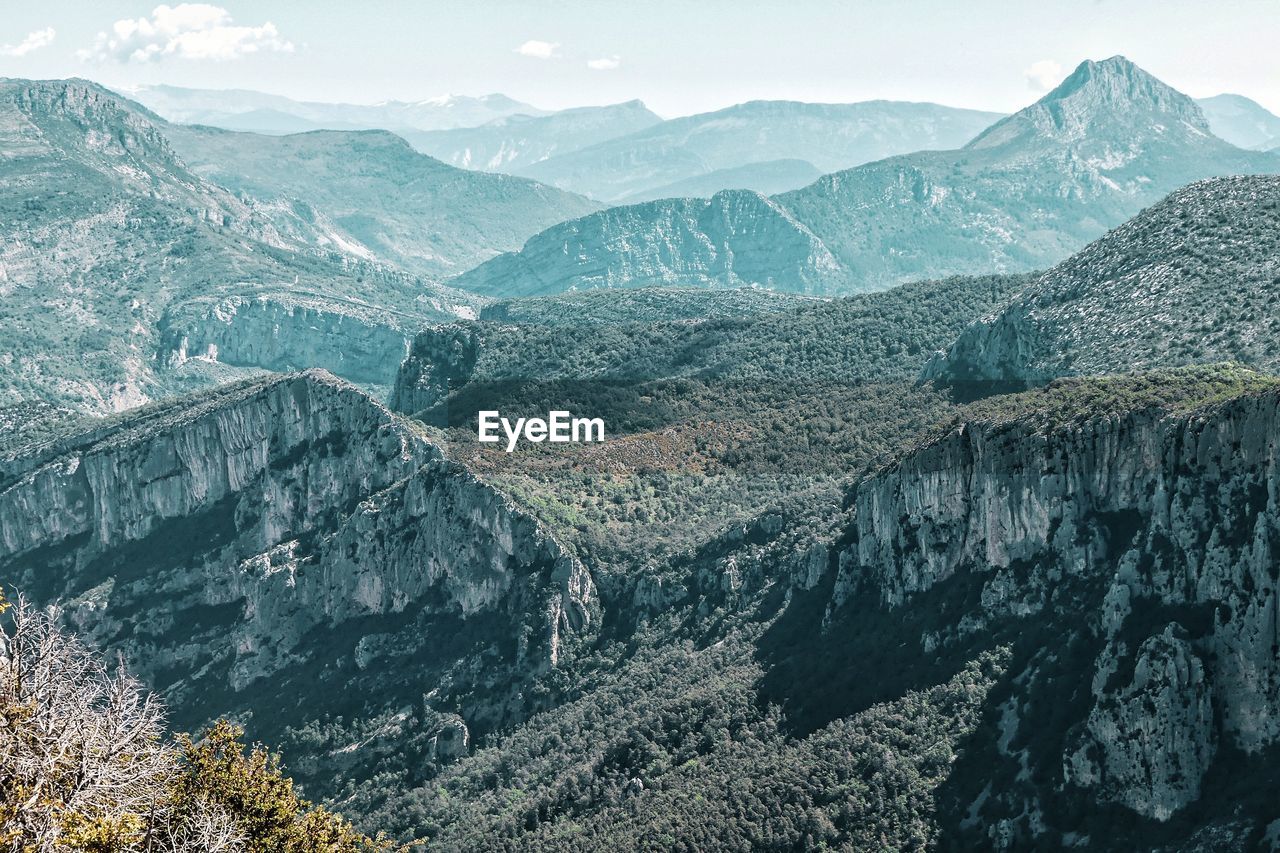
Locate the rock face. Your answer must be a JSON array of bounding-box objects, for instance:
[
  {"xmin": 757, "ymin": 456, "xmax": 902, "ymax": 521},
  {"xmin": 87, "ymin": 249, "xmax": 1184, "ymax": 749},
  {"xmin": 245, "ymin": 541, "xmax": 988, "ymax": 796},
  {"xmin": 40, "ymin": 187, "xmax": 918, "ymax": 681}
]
[
  {"xmin": 824, "ymin": 387, "xmax": 1280, "ymax": 835},
  {"xmin": 0, "ymin": 370, "xmax": 595, "ymax": 794},
  {"xmin": 0, "ymin": 78, "xmax": 478, "ymax": 413},
  {"xmin": 1065, "ymin": 624, "xmax": 1216, "ymax": 821},
  {"xmin": 161, "ymin": 295, "xmax": 419, "ymax": 387},
  {"xmin": 450, "ymin": 188, "xmax": 843, "ymax": 297},
  {"xmin": 922, "ymin": 176, "xmax": 1280, "ymax": 387},
  {"xmin": 389, "ymin": 324, "xmax": 480, "ymax": 415}
]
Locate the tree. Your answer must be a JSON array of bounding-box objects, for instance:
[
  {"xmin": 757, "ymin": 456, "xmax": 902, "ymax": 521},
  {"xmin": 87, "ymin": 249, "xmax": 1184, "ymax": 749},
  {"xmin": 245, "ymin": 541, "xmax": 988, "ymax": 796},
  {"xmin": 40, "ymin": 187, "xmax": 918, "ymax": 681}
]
[{"xmin": 0, "ymin": 591, "xmax": 398, "ymax": 852}]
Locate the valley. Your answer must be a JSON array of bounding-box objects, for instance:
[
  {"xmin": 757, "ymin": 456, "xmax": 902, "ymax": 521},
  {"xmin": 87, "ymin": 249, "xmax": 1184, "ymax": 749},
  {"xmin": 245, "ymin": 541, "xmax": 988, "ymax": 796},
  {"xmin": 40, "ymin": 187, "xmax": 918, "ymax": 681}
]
[{"xmin": 3, "ymin": 36, "xmax": 1280, "ymax": 851}]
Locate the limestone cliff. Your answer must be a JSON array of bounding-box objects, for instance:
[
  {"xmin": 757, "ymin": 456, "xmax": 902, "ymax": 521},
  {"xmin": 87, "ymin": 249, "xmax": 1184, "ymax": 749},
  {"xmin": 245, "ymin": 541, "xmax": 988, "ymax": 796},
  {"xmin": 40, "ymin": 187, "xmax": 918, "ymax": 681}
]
[
  {"xmin": 161, "ymin": 294, "xmax": 422, "ymax": 388},
  {"xmin": 0, "ymin": 370, "xmax": 595, "ymax": 797},
  {"xmin": 823, "ymin": 385, "xmax": 1280, "ymax": 841}
]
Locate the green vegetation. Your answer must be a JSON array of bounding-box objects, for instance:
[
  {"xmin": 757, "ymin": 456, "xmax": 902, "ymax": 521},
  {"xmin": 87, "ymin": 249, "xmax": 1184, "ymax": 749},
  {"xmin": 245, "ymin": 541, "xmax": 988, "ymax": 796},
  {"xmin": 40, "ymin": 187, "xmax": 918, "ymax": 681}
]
[
  {"xmin": 932, "ymin": 176, "xmax": 1280, "ymax": 383},
  {"xmin": 480, "ymin": 286, "xmax": 818, "ymax": 326},
  {"xmin": 0, "ymin": 592, "xmax": 395, "ymax": 851},
  {"xmin": 413, "ymin": 274, "xmax": 1031, "ymax": 393},
  {"xmin": 399, "ymin": 276, "xmax": 1029, "ymax": 566},
  {"xmin": 452, "ymin": 379, "xmax": 953, "ymax": 566},
  {"xmin": 952, "ymin": 364, "xmax": 1280, "ymax": 433},
  {"xmin": 344, "ymin": 607, "xmax": 1008, "ymax": 849}
]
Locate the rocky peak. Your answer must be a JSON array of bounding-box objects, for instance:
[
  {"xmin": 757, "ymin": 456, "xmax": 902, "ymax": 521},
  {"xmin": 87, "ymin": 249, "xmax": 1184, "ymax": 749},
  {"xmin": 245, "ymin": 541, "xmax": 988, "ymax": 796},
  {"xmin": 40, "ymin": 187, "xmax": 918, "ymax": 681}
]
[
  {"xmin": 966, "ymin": 55, "xmax": 1210, "ymax": 150},
  {"xmin": 2, "ymin": 77, "xmax": 181, "ymax": 168}
]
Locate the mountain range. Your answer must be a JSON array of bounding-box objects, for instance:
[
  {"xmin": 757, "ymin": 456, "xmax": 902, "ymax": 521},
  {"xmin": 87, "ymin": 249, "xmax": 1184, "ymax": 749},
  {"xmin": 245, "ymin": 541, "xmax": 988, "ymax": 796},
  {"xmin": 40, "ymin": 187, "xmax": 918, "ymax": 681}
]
[
  {"xmin": 8, "ymin": 50, "xmax": 1280, "ymax": 851},
  {"xmin": 122, "ymin": 83, "xmax": 547, "ymax": 134},
  {"xmin": 8, "ymin": 171, "xmax": 1280, "ymax": 845},
  {"xmin": 0, "ymin": 79, "xmax": 599, "ymax": 412},
  {"xmin": 449, "ymin": 57, "xmax": 1280, "ymax": 298},
  {"xmin": 513, "ymin": 99, "xmax": 1006, "ymax": 201},
  {"xmin": 403, "ymin": 100, "xmax": 664, "ymax": 174}
]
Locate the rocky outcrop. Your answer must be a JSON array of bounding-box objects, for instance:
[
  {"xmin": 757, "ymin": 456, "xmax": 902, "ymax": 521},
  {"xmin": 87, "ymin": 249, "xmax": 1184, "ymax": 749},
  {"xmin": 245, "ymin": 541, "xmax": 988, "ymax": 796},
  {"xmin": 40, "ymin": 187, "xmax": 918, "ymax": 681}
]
[
  {"xmin": 389, "ymin": 324, "xmax": 479, "ymax": 414},
  {"xmin": 0, "ymin": 370, "xmax": 596, "ymax": 779},
  {"xmin": 827, "ymin": 387, "xmax": 1280, "ymax": 828},
  {"xmin": 1065, "ymin": 623, "xmax": 1217, "ymax": 821},
  {"xmin": 161, "ymin": 295, "xmax": 419, "ymax": 387}
]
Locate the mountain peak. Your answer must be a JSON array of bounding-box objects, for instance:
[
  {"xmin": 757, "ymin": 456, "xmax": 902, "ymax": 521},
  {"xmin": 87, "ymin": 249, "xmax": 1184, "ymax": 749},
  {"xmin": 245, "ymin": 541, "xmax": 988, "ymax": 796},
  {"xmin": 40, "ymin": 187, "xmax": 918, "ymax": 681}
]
[{"xmin": 966, "ymin": 56, "xmax": 1209, "ymax": 149}]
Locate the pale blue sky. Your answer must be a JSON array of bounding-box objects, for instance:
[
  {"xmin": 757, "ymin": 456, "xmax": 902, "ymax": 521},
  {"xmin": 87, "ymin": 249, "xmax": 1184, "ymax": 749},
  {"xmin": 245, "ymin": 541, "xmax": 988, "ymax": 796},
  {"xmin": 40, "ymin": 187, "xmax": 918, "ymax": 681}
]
[{"xmin": 1, "ymin": 1, "xmax": 1278, "ymax": 117}]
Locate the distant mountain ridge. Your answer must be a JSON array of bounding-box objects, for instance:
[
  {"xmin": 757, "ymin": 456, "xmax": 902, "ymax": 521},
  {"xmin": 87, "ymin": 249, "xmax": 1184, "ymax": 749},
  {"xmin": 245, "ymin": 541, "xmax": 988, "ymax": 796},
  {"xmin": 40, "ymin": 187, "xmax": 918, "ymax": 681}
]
[
  {"xmin": 515, "ymin": 98, "xmax": 1006, "ymax": 201},
  {"xmin": 1196, "ymin": 93, "xmax": 1280, "ymax": 150},
  {"xmin": 161, "ymin": 123, "xmax": 600, "ymax": 279},
  {"xmin": 620, "ymin": 159, "xmax": 826, "ymax": 202},
  {"xmin": 450, "ymin": 57, "xmax": 1279, "ymax": 298},
  {"xmin": 405, "ymin": 100, "xmax": 663, "ymax": 172},
  {"xmin": 122, "ymin": 84, "xmax": 547, "ymax": 134}
]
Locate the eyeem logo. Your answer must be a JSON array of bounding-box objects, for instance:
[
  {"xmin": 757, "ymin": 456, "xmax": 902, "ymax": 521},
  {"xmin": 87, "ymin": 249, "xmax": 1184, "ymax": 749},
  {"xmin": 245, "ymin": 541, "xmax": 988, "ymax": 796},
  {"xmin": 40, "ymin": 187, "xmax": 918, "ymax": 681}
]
[{"xmin": 478, "ymin": 410, "xmax": 605, "ymax": 452}]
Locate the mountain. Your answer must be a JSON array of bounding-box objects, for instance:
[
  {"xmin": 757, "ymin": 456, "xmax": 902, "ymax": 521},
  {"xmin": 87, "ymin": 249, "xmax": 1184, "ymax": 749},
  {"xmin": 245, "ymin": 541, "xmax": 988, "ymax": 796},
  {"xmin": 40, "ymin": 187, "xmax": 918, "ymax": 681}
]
[
  {"xmin": 0, "ymin": 370, "xmax": 597, "ymax": 822},
  {"xmin": 391, "ymin": 275, "xmax": 1030, "ymax": 417},
  {"xmin": 447, "ymin": 189, "xmax": 844, "ymax": 297},
  {"xmin": 923, "ymin": 175, "xmax": 1280, "ymax": 387},
  {"xmin": 1196, "ymin": 93, "xmax": 1280, "ymax": 150},
  {"xmin": 0, "ymin": 78, "xmax": 480, "ymax": 412},
  {"xmin": 516, "ymin": 99, "xmax": 1005, "ymax": 201},
  {"xmin": 449, "ymin": 57, "xmax": 1280, "ymax": 298},
  {"xmin": 122, "ymin": 83, "xmax": 546, "ymax": 133},
  {"xmin": 161, "ymin": 124, "xmax": 601, "ymax": 279},
  {"xmin": 621, "ymin": 158, "xmax": 825, "ymax": 202},
  {"xmin": 11, "ymin": 361, "xmax": 1280, "ymax": 847},
  {"xmin": 404, "ymin": 100, "xmax": 663, "ymax": 172}
]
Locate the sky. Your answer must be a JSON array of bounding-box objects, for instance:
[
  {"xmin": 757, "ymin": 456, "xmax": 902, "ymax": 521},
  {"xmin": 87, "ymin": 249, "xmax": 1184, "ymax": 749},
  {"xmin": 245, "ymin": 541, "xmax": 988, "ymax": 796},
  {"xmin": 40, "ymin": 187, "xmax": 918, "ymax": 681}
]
[{"xmin": 1, "ymin": 0, "xmax": 1278, "ymax": 118}]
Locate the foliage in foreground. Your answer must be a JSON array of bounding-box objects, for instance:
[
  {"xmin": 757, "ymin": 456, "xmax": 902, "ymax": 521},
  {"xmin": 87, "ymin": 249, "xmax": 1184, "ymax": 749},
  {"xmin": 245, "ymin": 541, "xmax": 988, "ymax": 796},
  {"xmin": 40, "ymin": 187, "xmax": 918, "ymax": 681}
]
[{"xmin": 0, "ymin": 592, "xmax": 394, "ymax": 852}]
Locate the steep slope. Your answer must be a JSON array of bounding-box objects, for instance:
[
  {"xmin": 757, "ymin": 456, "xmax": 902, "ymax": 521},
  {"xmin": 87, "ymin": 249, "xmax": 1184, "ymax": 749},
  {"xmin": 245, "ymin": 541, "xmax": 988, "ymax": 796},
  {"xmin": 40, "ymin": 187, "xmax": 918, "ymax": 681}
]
[
  {"xmin": 451, "ymin": 57, "xmax": 1279, "ymax": 298},
  {"xmin": 923, "ymin": 175, "xmax": 1280, "ymax": 387},
  {"xmin": 163, "ymin": 124, "xmax": 601, "ymax": 278},
  {"xmin": 0, "ymin": 78, "xmax": 480, "ymax": 412},
  {"xmin": 0, "ymin": 370, "xmax": 596, "ymax": 809},
  {"xmin": 124, "ymin": 84, "xmax": 546, "ymax": 133},
  {"xmin": 307, "ymin": 367, "xmax": 1280, "ymax": 848},
  {"xmin": 404, "ymin": 100, "xmax": 663, "ymax": 173},
  {"xmin": 518, "ymin": 99, "xmax": 1004, "ymax": 201},
  {"xmin": 1197, "ymin": 93, "xmax": 1280, "ymax": 150},
  {"xmin": 449, "ymin": 188, "xmax": 842, "ymax": 296},
  {"xmin": 795, "ymin": 371, "xmax": 1280, "ymax": 847}
]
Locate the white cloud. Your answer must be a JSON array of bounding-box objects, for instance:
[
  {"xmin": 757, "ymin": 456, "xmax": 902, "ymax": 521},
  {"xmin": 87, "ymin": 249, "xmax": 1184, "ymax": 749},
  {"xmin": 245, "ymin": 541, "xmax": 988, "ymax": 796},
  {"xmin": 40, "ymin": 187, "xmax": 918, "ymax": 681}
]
[
  {"xmin": 0, "ymin": 27, "xmax": 56, "ymax": 58},
  {"xmin": 586, "ymin": 56, "xmax": 621, "ymax": 71},
  {"xmin": 515, "ymin": 39, "xmax": 560, "ymax": 60},
  {"xmin": 1024, "ymin": 59, "xmax": 1064, "ymax": 92},
  {"xmin": 80, "ymin": 4, "xmax": 293, "ymax": 63}
]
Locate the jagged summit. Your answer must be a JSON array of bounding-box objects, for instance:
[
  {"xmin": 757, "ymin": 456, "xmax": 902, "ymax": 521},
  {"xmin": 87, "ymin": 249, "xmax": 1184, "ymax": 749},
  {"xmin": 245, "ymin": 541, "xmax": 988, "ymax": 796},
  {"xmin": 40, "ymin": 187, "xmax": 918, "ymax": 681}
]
[
  {"xmin": 1, "ymin": 77, "xmax": 181, "ymax": 167},
  {"xmin": 966, "ymin": 55, "xmax": 1210, "ymax": 149}
]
